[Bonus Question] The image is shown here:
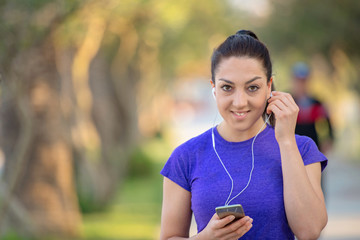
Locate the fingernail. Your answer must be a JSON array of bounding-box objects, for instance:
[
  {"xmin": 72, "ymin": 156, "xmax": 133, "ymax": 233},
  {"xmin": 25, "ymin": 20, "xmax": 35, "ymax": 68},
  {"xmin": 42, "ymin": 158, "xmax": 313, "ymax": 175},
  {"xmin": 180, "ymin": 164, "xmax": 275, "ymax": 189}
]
[{"xmin": 230, "ymin": 215, "xmax": 235, "ymax": 221}]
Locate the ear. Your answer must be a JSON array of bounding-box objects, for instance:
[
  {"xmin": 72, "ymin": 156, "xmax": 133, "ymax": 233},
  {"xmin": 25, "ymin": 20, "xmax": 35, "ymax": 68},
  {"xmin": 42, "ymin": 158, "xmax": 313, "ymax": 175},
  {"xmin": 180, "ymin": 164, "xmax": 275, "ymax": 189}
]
[
  {"xmin": 267, "ymin": 77, "xmax": 273, "ymax": 99},
  {"xmin": 210, "ymin": 80, "xmax": 216, "ymax": 98}
]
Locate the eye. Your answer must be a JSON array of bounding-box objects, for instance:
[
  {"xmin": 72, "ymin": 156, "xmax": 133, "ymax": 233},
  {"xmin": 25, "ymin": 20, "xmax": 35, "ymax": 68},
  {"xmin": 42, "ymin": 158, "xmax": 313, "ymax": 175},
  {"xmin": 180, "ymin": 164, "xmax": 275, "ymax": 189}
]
[
  {"xmin": 248, "ymin": 85, "xmax": 259, "ymax": 92},
  {"xmin": 221, "ymin": 84, "xmax": 232, "ymax": 92}
]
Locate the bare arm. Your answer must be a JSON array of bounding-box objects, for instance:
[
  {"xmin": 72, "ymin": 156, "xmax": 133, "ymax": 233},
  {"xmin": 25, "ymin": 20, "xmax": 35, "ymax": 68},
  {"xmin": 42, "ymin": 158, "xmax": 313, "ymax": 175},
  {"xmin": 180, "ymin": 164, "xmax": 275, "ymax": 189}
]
[
  {"xmin": 160, "ymin": 177, "xmax": 193, "ymax": 240},
  {"xmin": 280, "ymin": 141, "xmax": 327, "ymax": 240},
  {"xmin": 268, "ymin": 91, "xmax": 327, "ymax": 240}
]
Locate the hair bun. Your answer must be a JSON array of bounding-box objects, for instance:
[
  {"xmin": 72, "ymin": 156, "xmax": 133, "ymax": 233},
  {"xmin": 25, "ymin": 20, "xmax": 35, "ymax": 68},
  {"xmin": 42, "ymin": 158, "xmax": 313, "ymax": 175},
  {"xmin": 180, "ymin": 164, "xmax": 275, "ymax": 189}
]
[{"xmin": 236, "ymin": 30, "xmax": 258, "ymax": 40}]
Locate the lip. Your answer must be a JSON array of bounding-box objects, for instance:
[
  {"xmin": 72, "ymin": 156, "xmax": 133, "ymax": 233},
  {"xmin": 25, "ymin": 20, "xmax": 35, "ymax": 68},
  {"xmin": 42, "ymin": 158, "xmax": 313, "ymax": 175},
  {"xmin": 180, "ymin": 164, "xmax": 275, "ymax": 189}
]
[{"xmin": 231, "ymin": 110, "xmax": 249, "ymax": 120}]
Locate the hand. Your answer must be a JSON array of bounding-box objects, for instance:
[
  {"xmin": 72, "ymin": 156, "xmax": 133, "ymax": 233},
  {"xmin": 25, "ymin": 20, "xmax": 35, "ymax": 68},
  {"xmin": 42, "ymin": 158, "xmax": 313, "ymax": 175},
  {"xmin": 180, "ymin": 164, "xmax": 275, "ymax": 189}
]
[
  {"xmin": 198, "ymin": 213, "xmax": 253, "ymax": 240},
  {"xmin": 267, "ymin": 91, "xmax": 299, "ymax": 143}
]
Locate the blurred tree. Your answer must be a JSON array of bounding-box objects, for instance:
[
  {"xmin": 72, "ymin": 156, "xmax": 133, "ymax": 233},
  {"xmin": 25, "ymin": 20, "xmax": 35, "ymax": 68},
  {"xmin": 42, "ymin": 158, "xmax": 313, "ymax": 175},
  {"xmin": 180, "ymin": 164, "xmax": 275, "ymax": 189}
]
[
  {"xmin": 262, "ymin": 0, "xmax": 360, "ymax": 92},
  {"xmin": 258, "ymin": 0, "xmax": 360, "ymax": 160},
  {"xmin": 264, "ymin": 0, "xmax": 360, "ymax": 57},
  {"xmin": 0, "ymin": 0, "xmax": 83, "ymax": 238},
  {"xmin": 0, "ymin": 0, "xmax": 241, "ymax": 237},
  {"xmin": 67, "ymin": 0, "xmax": 237, "ymax": 211}
]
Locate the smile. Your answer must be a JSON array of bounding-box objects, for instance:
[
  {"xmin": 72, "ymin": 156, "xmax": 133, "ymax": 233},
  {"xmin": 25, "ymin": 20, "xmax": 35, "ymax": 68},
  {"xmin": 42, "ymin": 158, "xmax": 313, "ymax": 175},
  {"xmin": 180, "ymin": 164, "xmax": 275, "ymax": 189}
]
[{"xmin": 232, "ymin": 111, "xmax": 249, "ymax": 119}]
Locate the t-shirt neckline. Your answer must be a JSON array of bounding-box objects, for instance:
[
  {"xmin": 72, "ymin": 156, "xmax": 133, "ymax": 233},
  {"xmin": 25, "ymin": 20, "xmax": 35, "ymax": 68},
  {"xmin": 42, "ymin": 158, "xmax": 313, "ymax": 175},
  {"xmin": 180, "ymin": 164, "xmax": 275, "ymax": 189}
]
[{"xmin": 213, "ymin": 124, "xmax": 271, "ymax": 148}]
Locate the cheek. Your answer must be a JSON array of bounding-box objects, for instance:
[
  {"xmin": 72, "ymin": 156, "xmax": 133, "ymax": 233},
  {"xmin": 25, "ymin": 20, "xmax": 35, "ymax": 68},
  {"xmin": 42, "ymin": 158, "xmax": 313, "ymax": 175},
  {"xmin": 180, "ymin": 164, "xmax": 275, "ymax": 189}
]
[
  {"xmin": 216, "ymin": 96, "xmax": 231, "ymax": 109},
  {"xmin": 249, "ymin": 96, "xmax": 267, "ymax": 110}
]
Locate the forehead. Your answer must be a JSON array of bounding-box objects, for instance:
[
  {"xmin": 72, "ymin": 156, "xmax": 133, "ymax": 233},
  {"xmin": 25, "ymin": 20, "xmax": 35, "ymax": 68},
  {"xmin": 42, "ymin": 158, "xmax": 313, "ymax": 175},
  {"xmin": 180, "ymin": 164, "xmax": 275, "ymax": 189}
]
[{"xmin": 215, "ymin": 56, "xmax": 266, "ymax": 82}]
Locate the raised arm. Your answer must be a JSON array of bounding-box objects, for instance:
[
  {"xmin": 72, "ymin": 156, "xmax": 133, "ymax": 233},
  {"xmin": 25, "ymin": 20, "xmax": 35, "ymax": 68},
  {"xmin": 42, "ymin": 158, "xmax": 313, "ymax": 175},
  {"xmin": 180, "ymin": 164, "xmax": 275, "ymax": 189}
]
[
  {"xmin": 267, "ymin": 91, "xmax": 328, "ymax": 240},
  {"xmin": 279, "ymin": 142, "xmax": 327, "ymax": 240}
]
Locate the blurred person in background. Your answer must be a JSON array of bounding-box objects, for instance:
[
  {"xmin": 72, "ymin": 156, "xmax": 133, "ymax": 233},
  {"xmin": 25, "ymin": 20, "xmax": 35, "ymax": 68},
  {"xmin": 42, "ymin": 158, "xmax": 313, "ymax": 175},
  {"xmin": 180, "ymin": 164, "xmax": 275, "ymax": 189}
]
[
  {"xmin": 292, "ymin": 62, "xmax": 334, "ymax": 154},
  {"xmin": 291, "ymin": 62, "xmax": 334, "ymax": 196},
  {"xmin": 160, "ymin": 30, "xmax": 328, "ymax": 240}
]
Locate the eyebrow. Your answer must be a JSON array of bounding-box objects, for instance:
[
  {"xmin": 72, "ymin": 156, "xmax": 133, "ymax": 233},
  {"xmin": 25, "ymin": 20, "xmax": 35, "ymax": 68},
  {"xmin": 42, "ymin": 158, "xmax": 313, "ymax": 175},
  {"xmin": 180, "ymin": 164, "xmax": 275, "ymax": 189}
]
[{"xmin": 218, "ymin": 76, "xmax": 263, "ymax": 85}]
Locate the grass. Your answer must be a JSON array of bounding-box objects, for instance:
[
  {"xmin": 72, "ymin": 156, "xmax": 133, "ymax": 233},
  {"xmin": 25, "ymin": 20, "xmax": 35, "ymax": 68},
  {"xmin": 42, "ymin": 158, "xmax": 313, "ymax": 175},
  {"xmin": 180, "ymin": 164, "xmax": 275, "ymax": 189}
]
[
  {"xmin": 81, "ymin": 136, "xmax": 171, "ymax": 240},
  {"xmin": 82, "ymin": 168, "xmax": 164, "ymax": 240},
  {"xmin": 2, "ymin": 164, "xmax": 165, "ymax": 240},
  {"xmin": 1, "ymin": 136, "xmax": 171, "ymax": 240}
]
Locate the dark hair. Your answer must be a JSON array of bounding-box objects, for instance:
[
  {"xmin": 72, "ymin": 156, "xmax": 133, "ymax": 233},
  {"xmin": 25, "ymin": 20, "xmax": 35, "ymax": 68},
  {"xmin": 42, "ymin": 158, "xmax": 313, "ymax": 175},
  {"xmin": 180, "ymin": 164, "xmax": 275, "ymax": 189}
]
[{"xmin": 211, "ymin": 30, "xmax": 275, "ymax": 126}]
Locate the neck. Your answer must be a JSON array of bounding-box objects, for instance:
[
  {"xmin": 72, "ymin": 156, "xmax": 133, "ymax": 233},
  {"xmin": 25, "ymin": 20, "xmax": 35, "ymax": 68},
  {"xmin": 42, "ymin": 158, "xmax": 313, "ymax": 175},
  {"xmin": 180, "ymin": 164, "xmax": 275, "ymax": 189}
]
[{"xmin": 217, "ymin": 118, "xmax": 267, "ymax": 142}]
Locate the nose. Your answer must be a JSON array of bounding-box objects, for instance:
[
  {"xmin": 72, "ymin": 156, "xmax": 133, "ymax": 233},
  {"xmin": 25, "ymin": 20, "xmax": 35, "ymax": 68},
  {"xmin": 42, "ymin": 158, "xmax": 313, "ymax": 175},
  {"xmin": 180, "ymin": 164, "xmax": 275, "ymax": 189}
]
[{"xmin": 232, "ymin": 90, "xmax": 247, "ymax": 108}]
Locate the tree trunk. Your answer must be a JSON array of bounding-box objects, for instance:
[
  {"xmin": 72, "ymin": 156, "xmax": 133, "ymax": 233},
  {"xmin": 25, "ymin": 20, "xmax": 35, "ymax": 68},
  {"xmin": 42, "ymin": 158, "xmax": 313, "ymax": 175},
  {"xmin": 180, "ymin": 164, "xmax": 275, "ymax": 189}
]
[{"xmin": 0, "ymin": 40, "xmax": 81, "ymax": 238}]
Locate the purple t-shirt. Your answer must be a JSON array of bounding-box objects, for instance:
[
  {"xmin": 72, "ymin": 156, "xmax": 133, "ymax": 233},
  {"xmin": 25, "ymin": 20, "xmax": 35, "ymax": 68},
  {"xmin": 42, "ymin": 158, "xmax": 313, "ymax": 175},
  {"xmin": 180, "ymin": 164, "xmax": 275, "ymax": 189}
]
[{"xmin": 161, "ymin": 125, "xmax": 327, "ymax": 239}]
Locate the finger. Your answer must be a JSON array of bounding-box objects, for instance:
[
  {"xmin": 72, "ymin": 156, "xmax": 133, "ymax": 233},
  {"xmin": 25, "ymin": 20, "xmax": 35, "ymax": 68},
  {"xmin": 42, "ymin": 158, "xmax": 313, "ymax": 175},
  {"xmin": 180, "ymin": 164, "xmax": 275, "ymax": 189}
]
[
  {"xmin": 268, "ymin": 92, "xmax": 290, "ymax": 106},
  {"xmin": 282, "ymin": 92, "xmax": 297, "ymax": 106},
  {"xmin": 224, "ymin": 232, "xmax": 243, "ymax": 240},
  {"xmin": 270, "ymin": 90, "xmax": 283, "ymax": 97},
  {"xmin": 279, "ymin": 92, "xmax": 298, "ymax": 112},
  {"xmin": 235, "ymin": 221, "xmax": 253, "ymax": 238},
  {"xmin": 221, "ymin": 216, "xmax": 251, "ymax": 235},
  {"xmin": 267, "ymin": 99, "xmax": 289, "ymax": 117},
  {"xmin": 269, "ymin": 92, "xmax": 298, "ymax": 110},
  {"xmin": 271, "ymin": 96, "xmax": 299, "ymax": 117},
  {"xmin": 233, "ymin": 216, "xmax": 253, "ymax": 230},
  {"xmin": 268, "ymin": 98, "xmax": 290, "ymax": 113},
  {"xmin": 268, "ymin": 95, "xmax": 299, "ymax": 118},
  {"xmin": 268, "ymin": 90, "xmax": 281, "ymax": 102},
  {"xmin": 215, "ymin": 214, "xmax": 236, "ymax": 229},
  {"xmin": 212, "ymin": 212, "xmax": 220, "ymax": 220},
  {"xmin": 269, "ymin": 99, "xmax": 289, "ymax": 113},
  {"xmin": 266, "ymin": 102, "xmax": 282, "ymax": 116},
  {"xmin": 207, "ymin": 213, "xmax": 236, "ymax": 239},
  {"xmin": 285, "ymin": 93, "xmax": 296, "ymax": 104},
  {"xmin": 223, "ymin": 217, "xmax": 253, "ymax": 239}
]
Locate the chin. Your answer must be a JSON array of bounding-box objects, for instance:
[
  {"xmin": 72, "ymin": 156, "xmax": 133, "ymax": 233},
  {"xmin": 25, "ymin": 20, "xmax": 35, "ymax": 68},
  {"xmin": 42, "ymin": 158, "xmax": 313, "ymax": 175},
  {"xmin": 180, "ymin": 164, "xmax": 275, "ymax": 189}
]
[{"xmin": 228, "ymin": 117, "xmax": 264, "ymax": 133}]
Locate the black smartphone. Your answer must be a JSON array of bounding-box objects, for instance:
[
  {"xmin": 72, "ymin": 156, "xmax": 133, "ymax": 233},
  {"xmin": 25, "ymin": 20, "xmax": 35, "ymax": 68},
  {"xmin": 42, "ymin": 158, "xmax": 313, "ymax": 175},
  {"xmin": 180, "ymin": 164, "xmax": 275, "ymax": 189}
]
[{"xmin": 215, "ymin": 204, "xmax": 245, "ymax": 220}]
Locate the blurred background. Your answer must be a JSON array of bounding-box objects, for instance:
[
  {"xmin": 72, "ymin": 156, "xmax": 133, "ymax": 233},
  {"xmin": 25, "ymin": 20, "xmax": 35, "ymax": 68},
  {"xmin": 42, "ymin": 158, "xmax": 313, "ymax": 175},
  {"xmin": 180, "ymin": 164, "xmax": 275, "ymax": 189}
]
[{"xmin": 0, "ymin": 0, "xmax": 359, "ymax": 239}]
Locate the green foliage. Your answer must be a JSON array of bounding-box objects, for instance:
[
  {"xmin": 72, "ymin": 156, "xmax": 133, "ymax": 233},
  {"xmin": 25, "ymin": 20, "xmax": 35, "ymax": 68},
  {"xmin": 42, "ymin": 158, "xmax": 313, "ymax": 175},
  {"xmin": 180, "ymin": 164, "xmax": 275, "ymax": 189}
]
[
  {"xmin": 127, "ymin": 146, "xmax": 154, "ymax": 178},
  {"xmin": 0, "ymin": 0, "xmax": 81, "ymax": 67},
  {"xmin": 153, "ymin": 0, "xmax": 237, "ymax": 78},
  {"xmin": 1, "ymin": 231, "xmax": 29, "ymax": 240},
  {"xmin": 8, "ymin": 0, "xmax": 55, "ymax": 10},
  {"xmin": 82, "ymin": 163, "xmax": 163, "ymax": 240},
  {"xmin": 263, "ymin": 0, "xmax": 360, "ymax": 59},
  {"xmin": 260, "ymin": 0, "xmax": 360, "ymax": 96},
  {"xmin": 77, "ymin": 190, "xmax": 109, "ymax": 214}
]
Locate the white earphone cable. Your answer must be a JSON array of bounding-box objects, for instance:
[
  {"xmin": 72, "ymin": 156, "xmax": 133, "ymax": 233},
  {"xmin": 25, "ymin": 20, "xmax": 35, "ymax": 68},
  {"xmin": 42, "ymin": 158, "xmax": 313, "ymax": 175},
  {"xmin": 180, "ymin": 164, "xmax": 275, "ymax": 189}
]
[{"xmin": 212, "ymin": 113, "xmax": 272, "ymax": 206}]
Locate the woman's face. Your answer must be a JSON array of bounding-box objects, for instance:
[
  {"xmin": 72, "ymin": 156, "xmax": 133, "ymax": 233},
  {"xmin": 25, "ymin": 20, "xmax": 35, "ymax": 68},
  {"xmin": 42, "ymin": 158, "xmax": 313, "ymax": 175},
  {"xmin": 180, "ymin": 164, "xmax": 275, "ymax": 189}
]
[{"xmin": 213, "ymin": 56, "xmax": 271, "ymax": 138}]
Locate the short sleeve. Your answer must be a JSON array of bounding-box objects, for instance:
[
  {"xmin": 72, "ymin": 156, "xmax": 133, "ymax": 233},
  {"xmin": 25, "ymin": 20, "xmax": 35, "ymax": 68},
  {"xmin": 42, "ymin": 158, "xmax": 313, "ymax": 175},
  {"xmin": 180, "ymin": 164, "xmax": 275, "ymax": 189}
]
[
  {"xmin": 297, "ymin": 136, "xmax": 328, "ymax": 171},
  {"xmin": 160, "ymin": 144, "xmax": 191, "ymax": 192}
]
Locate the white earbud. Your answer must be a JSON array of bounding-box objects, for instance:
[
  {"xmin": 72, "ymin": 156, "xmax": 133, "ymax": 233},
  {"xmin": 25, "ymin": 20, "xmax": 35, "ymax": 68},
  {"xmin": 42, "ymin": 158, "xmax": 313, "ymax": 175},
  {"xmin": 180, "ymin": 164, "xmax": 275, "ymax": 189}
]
[
  {"xmin": 270, "ymin": 91, "xmax": 273, "ymax": 98},
  {"xmin": 212, "ymin": 88, "xmax": 216, "ymax": 100}
]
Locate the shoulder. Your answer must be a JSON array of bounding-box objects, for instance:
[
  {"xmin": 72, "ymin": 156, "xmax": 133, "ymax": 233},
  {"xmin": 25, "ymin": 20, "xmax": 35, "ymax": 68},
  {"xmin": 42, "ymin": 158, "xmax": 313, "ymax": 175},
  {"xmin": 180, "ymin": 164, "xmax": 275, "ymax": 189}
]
[
  {"xmin": 295, "ymin": 134, "xmax": 313, "ymax": 146},
  {"xmin": 295, "ymin": 134, "xmax": 327, "ymax": 170},
  {"xmin": 295, "ymin": 134, "xmax": 318, "ymax": 154},
  {"xmin": 171, "ymin": 128, "xmax": 212, "ymax": 157},
  {"xmin": 260, "ymin": 126, "xmax": 314, "ymax": 149},
  {"xmin": 161, "ymin": 128, "xmax": 213, "ymax": 191}
]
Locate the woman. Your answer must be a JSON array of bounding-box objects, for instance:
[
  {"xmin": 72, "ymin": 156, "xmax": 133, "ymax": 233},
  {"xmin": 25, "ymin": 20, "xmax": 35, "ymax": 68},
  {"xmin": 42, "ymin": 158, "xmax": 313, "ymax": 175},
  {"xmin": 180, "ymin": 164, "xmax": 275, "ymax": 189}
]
[{"xmin": 160, "ymin": 30, "xmax": 327, "ymax": 240}]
